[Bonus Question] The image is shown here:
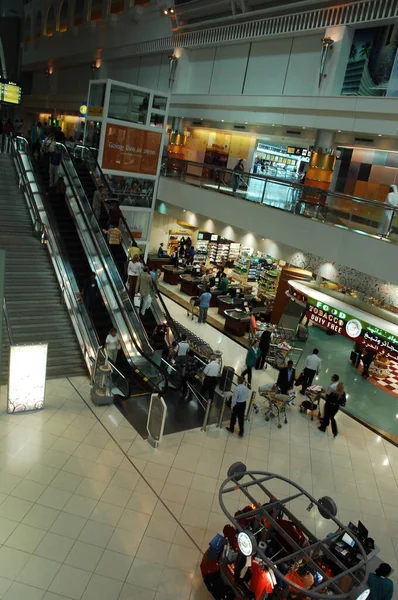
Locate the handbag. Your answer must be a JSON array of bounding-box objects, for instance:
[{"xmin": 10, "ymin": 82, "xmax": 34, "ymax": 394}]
[{"xmin": 295, "ymin": 373, "xmax": 304, "ymax": 387}]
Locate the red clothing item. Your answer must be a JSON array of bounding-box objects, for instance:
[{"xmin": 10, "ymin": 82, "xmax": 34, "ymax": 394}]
[{"xmin": 249, "ymin": 561, "xmax": 275, "ymax": 600}]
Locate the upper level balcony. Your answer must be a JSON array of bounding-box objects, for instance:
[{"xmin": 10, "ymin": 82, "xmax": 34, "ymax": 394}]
[{"xmin": 158, "ymin": 158, "xmax": 398, "ymax": 286}]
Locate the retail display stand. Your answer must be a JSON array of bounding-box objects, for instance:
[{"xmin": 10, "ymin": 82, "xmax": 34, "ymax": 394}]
[
  {"xmin": 201, "ymin": 463, "xmax": 374, "ymax": 600},
  {"xmin": 232, "ymin": 257, "xmax": 251, "ymax": 284}
]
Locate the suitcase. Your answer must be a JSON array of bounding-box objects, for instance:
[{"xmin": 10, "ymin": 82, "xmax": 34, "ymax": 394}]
[
  {"xmin": 296, "ymin": 324, "xmax": 309, "ymax": 341},
  {"xmin": 350, "ymin": 350, "xmax": 361, "ymax": 367}
]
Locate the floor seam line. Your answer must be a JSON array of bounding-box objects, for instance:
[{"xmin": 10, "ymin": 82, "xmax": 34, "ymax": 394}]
[{"xmin": 66, "ymin": 377, "xmax": 203, "ymax": 554}]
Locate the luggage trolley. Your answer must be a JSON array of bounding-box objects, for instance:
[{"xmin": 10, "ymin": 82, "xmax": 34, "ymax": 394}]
[
  {"xmin": 257, "ymin": 384, "xmax": 291, "ymax": 428},
  {"xmin": 187, "ymin": 296, "xmax": 200, "ymax": 321}
]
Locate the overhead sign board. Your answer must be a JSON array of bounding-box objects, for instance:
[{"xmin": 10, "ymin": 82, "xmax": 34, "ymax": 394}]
[{"xmin": 0, "ymin": 80, "xmax": 22, "ymax": 105}]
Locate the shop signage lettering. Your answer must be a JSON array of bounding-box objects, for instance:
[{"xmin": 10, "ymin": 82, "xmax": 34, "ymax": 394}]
[
  {"xmin": 306, "ymin": 296, "xmax": 398, "ymax": 360},
  {"xmin": 102, "ymin": 124, "xmax": 162, "ymax": 176}
]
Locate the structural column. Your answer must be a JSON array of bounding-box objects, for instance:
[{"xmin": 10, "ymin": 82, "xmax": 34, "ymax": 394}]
[{"xmin": 305, "ymin": 129, "xmax": 337, "ymax": 193}]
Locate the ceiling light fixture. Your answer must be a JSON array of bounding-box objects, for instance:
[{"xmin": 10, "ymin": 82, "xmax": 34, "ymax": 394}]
[{"xmin": 378, "ymin": 134, "xmax": 382, "ymax": 137}]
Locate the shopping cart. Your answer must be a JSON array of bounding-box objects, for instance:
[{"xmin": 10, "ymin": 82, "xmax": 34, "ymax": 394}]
[
  {"xmin": 299, "ymin": 385, "xmax": 322, "ymax": 421},
  {"xmin": 258, "ymin": 384, "xmax": 291, "ymax": 428},
  {"xmin": 187, "ymin": 296, "xmax": 200, "ymax": 321}
]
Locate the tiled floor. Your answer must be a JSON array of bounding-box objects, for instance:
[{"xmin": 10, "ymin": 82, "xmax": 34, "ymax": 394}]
[{"xmin": 0, "ymin": 297, "xmax": 397, "ymax": 599}]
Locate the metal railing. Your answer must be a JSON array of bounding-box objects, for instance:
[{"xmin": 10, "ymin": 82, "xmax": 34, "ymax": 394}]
[
  {"xmin": 58, "ymin": 143, "xmax": 169, "ymax": 393},
  {"xmin": 11, "ymin": 136, "xmax": 100, "ymax": 375},
  {"xmin": 163, "ymin": 157, "xmax": 398, "ymax": 242},
  {"xmin": 2, "ymin": 298, "xmax": 14, "ymax": 346}
]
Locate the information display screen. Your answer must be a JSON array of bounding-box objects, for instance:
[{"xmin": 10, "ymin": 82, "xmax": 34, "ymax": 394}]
[{"xmin": 0, "ymin": 81, "xmax": 22, "ymax": 105}]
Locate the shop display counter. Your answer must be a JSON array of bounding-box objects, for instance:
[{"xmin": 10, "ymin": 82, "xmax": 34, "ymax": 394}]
[
  {"xmin": 217, "ymin": 295, "xmax": 253, "ymax": 315},
  {"xmin": 224, "ymin": 309, "xmax": 251, "ymax": 337},
  {"xmin": 201, "ymin": 464, "xmax": 377, "ymax": 600},
  {"xmin": 179, "ymin": 274, "xmax": 202, "ymax": 296},
  {"xmin": 197, "ymin": 285, "xmax": 223, "ymax": 307},
  {"xmin": 163, "ymin": 265, "xmax": 186, "ymax": 285},
  {"xmin": 147, "ymin": 255, "xmax": 172, "ymax": 271}
]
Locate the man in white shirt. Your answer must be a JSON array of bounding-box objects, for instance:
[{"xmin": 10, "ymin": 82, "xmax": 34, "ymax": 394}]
[
  {"xmin": 300, "ymin": 348, "xmax": 321, "ymax": 394},
  {"xmin": 226, "ymin": 376, "xmax": 249, "ymax": 438},
  {"xmin": 201, "ymin": 355, "xmax": 221, "ymax": 401},
  {"xmin": 175, "ymin": 334, "xmax": 190, "ymax": 368}
]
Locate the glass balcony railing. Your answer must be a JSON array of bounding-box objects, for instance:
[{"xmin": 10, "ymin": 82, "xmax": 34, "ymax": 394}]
[{"xmin": 162, "ymin": 158, "xmax": 398, "ymax": 243}]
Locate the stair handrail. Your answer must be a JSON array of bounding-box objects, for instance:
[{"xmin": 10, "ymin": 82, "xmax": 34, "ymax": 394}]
[
  {"xmin": 2, "ymin": 298, "xmax": 14, "ymax": 346},
  {"xmin": 11, "ymin": 136, "xmax": 101, "ymax": 376},
  {"xmin": 56, "ymin": 143, "xmax": 169, "ymax": 394},
  {"xmin": 71, "ymin": 143, "xmax": 180, "ymax": 340}
]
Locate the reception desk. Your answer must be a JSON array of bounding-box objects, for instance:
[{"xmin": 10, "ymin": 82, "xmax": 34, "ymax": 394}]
[
  {"xmin": 163, "ymin": 266, "xmax": 185, "ymax": 285},
  {"xmin": 180, "ymin": 275, "xmax": 202, "ymax": 297},
  {"xmin": 224, "ymin": 309, "xmax": 251, "ymax": 337}
]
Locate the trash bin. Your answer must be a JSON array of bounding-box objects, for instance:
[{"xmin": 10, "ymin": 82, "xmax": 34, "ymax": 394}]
[{"xmin": 220, "ymin": 366, "xmax": 234, "ymax": 392}]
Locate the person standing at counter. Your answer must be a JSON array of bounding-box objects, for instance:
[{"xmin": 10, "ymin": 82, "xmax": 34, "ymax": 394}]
[
  {"xmin": 362, "ymin": 348, "xmax": 375, "ymax": 379},
  {"xmin": 198, "ymin": 287, "xmax": 212, "ymax": 324},
  {"xmin": 157, "ymin": 242, "xmax": 165, "ymax": 258},
  {"xmin": 300, "ymin": 348, "xmax": 321, "ymax": 394},
  {"xmin": 367, "ymin": 563, "xmax": 394, "ymax": 600},
  {"xmin": 241, "ymin": 340, "xmax": 260, "ymax": 388},
  {"xmin": 256, "ymin": 329, "xmax": 272, "ymax": 370},
  {"xmin": 217, "ymin": 273, "xmax": 229, "ymax": 293},
  {"xmin": 226, "ymin": 376, "xmax": 249, "ymax": 438}
]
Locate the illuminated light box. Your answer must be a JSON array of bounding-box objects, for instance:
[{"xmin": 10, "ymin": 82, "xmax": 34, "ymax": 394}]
[{"xmin": 8, "ymin": 344, "xmax": 48, "ymax": 413}]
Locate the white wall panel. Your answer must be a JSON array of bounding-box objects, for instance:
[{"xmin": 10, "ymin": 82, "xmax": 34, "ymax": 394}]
[
  {"xmin": 158, "ymin": 177, "xmax": 398, "ymax": 285},
  {"xmin": 57, "ymin": 65, "xmax": 91, "ymax": 96},
  {"xmin": 157, "ymin": 54, "xmax": 170, "ymax": 93},
  {"xmin": 105, "ymin": 56, "xmax": 140, "ymax": 86},
  {"xmin": 244, "ymin": 38, "xmax": 292, "ymax": 96},
  {"xmin": 283, "ymin": 35, "xmax": 319, "ymax": 96},
  {"xmin": 176, "ymin": 47, "xmax": 216, "ymax": 95},
  {"xmin": 209, "ymin": 43, "xmax": 250, "ymax": 95},
  {"xmin": 137, "ymin": 55, "xmax": 162, "ymax": 89}
]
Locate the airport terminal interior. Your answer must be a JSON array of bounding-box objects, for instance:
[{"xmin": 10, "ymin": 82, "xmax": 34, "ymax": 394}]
[{"xmin": 0, "ymin": 0, "xmax": 398, "ymax": 599}]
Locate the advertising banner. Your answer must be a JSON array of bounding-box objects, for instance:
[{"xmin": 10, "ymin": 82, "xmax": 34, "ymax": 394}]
[
  {"xmin": 306, "ymin": 297, "xmax": 398, "ymax": 361},
  {"xmin": 102, "ymin": 124, "xmax": 162, "ymax": 175}
]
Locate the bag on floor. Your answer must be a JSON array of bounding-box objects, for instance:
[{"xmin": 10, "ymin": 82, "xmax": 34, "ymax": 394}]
[
  {"xmin": 134, "ymin": 293, "xmax": 141, "ymax": 308},
  {"xmin": 295, "ymin": 373, "xmax": 304, "ymax": 387}
]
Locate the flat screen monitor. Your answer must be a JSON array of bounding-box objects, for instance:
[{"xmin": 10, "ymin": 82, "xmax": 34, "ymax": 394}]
[
  {"xmin": 342, "ymin": 532, "xmax": 355, "ymax": 548},
  {"xmin": 243, "ymin": 301, "xmax": 249, "ymax": 307},
  {"xmin": 348, "ymin": 522, "xmax": 358, "ymax": 536},
  {"xmin": 236, "ymin": 288, "xmax": 241, "ymax": 295},
  {"xmin": 358, "ymin": 521, "xmax": 368, "ymax": 541},
  {"xmin": 215, "ymin": 278, "xmax": 219, "ymax": 284}
]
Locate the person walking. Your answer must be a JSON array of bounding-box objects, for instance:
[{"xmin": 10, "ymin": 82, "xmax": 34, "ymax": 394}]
[
  {"xmin": 198, "ymin": 287, "xmax": 212, "ymax": 324},
  {"xmin": 82, "ymin": 271, "xmax": 99, "ymax": 315},
  {"xmin": 277, "ymin": 360, "xmax": 296, "ymax": 395},
  {"xmin": 300, "ymin": 348, "xmax": 321, "ymax": 394},
  {"xmin": 92, "ymin": 185, "xmax": 106, "ymax": 220},
  {"xmin": 367, "ymin": 563, "xmax": 394, "ymax": 600},
  {"xmin": 362, "ymin": 348, "xmax": 375, "ymax": 379},
  {"xmin": 181, "ymin": 349, "xmax": 198, "ymax": 402},
  {"xmin": 3, "ymin": 118, "xmax": 14, "ymax": 152},
  {"xmin": 232, "ymin": 158, "xmax": 245, "ymax": 193},
  {"xmin": 226, "ymin": 376, "xmax": 250, "ymax": 438},
  {"xmin": 55, "ymin": 176, "xmax": 66, "ymax": 199},
  {"xmin": 378, "ymin": 185, "xmax": 398, "ymax": 237},
  {"xmin": 318, "ymin": 381, "xmax": 346, "ymax": 438},
  {"xmin": 105, "ymin": 327, "xmax": 121, "ymax": 363},
  {"xmin": 241, "ymin": 340, "xmax": 260, "ymax": 388},
  {"xmin": 175, "ymin": 334, "xmax": 190, "ymax": 369},
  {"xmin": 30, "ymin": 121, "xmax": 42, "ymax": 158},
  {"xmin": 127, "ymin": 255, "xmax": 143, "ymax": 298},
  {"xmin": 201, "ymin": 355, "xmax": 221, "ymax": 401},
  {"xmin": 138, "ymin": 267, "xmax": 154, "ymax": 316},
  {"xmin": 49, "ymin": 145, "xmax": 62, "ymax": 188},
  {"xmin": 107, "ymin": 201, "xmax": 122, "ymax": 228},
  {"xmin": 256, "ymin": 329, "xmax": 272, "ymax": 370}
]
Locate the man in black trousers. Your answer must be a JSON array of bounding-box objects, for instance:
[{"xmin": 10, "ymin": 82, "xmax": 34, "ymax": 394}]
[{"xmin": 226, "ymin": 376, "xmax": 250, "ymax": 438}]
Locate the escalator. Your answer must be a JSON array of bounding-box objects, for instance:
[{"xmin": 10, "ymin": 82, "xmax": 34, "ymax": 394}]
[{"xmin": 32, "ymin": 153, "xmax": 166, "ymax": 414}]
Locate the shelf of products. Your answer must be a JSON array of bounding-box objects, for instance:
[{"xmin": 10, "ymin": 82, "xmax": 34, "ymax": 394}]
[
  {"xmin": 258, "ymin": 267, "xmax": 281, "ymax": 299},
  {"xmin": 232, "ymin": 256, "xmax": 251, "ymax": 283},
  {"xmin": 195, "ymin": 240, "xmax": 209, "ymax": 262},
  {"xmin": 228, "ymin": 242, "xmax": 241, "ymax": 261}
]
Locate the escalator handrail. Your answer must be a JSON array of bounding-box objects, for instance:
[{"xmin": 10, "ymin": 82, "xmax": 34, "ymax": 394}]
[
  {"xmin": 73, "ymin": 143, "xmax": 180, "ymax": 341},
  {"xmin": 12, "ymin": 136, "xmax": 101, "ymax": 375},
  {"xmin": 57, "ymin": 143, "xmax": 169, "ymax": 393}
]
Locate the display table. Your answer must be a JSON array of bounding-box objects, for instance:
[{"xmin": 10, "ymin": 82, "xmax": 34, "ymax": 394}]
[
  {"xmin": 147, "ymin": 255, "xmax": 172, "ymax": 271},
  {"xmin": 163, "ymin": 266, "xmax": 186, "ymax": 285},
  {"xmin": 197, "ymin": 285, "xmax": 223, "ymax": 307},
  {"xmin": 217, "ymin": 295, "xmax": 247, "ymax": 315},
  {"xmin": 224, "ymin": 309, "xmax": 251, "ymax": 337},
  {"xmin": 179, "ymin": 275, "xmax": 202, "ymax": 297}
]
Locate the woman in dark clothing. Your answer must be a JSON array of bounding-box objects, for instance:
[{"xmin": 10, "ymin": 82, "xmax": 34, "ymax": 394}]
[
  {"xmin": 256, "ymin": 329, "xmax": 272, "ymax": 370},
  {"xmin": 318, "ymin": 381, "xmax": 346, "ymax": 438},
  {"xmin": 362, "ymin": 348, "xmax": 375, "ymax": 378}
]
